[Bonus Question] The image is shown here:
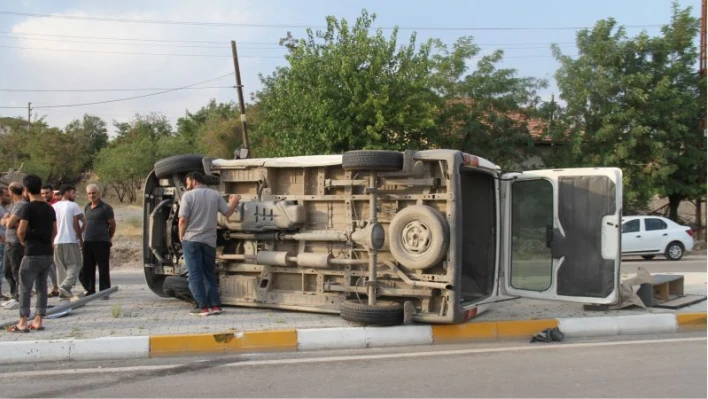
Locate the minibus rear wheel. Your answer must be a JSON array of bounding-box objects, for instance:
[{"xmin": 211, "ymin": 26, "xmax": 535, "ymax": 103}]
[
  {"xmin": 342, "ymin": 150, "xmax": 404, "ymax": 172},
  {"xmin": 339, "ymin": 300, "xmax": 404, "ymax": 326}
]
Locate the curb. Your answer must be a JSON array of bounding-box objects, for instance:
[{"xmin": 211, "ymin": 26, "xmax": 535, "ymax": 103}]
[{"xmin": 1, "ymin": 313, "xmax": 704, "ymax": 365}]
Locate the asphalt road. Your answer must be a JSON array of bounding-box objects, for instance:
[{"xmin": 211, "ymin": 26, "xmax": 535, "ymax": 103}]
[
  {"xmin": 0, "ymin": 333, "xmax": 704, "ymax": 398},
  {"xmin": 620, "ymin": 254, "xmax": 706, "ymax": 274},
  {"xmin": 106, "ymin": 254, "xmax": 706, "ymax": 286}
]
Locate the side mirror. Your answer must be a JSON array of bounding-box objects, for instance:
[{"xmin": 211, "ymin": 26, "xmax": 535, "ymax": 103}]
[{"xmin": 234, "ymin": 147, "xmax": 250, "ymax": 159}]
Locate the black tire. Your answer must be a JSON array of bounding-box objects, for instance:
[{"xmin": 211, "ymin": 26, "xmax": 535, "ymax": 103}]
[
  {"xmin": 163, "ymin": 276, "xmax": 195, "ymax": 303},
  {"xmin": 342, "ymin": 150, "xmax": 403, "ymax": 172},
  {"xmin": 154, "ymin": 154, "xmax": 204, "ymax": 179},
  {"xmin": 388, "ymin": 205, "xmax": 450, "ymax": 270},
  {"xmin": 664, "ymin": 241, "xmax": 685, "ymax": 261},
  {"xmin": 144, "ymin": 267, "xmax": 169, "ymax": 298},
  {"xmin": 340, "ymin": 300, "xmax": 404, "ymax": 326},
  {"xmin": 641, "ymin": 255, "xmax": 655, "ymax": 260}
]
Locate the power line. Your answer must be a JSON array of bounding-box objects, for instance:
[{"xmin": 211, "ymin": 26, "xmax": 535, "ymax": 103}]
[
  {"xmin": 0, "ymin": 31, "xmax": 281, "ymax": 45},
  {"xmin": 0, "ymin": 44, "xmax": 284, "ymax": 58},
  {"xmin": 0, "ymin": 72, "xmax": 235, "ymax": 109},
  {"xmin": 0, "ymin": 34, "xmax": 582, "ymax": 51},
  {"xmin": 0, "ymin": 34, "xmax": 281, "ymax": 49},
  {"xmin": 0, "ymin": 86, "xmax": 235, "ymax": 92},
  {"xmin": 0, "ymin": 11, "xmax": 665, "ymax": 31},
  {"xmin": 0, "ymin": 31, "xmax": 578, "ymax": 47},
  {"xmin": 2, "ymin": 42, "xmax": 689, "ymax": 60}
]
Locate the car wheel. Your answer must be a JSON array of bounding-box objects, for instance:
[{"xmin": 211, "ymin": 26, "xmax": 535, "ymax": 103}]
[
  {"xmin": 339, "ymin": 300, "xmax": 404, "ymax": 326},
  {"xmin": 154, "ymin": 154, "xmax": 204, "ymax": 178},
  {"xmin": 144, "ymin": 266, "xmax": 169, "ymax": 297},
  {"xmin": 664, "ymin": 242, "xmax": 685, "ymax": 261},
  {"xmin": 342, "ymin": 150, "xmax": 404, "ymax": 172},
  {"xmin": 388, "ymin": 205, "xmax": 450, "ymax": 270},
  {"xmin": 163, "ymin": 276, "xmax": 195, "ymax": 303},
  {"xmin": 641, "ymin": 255, "xmax": 655, "ymax": 260}
]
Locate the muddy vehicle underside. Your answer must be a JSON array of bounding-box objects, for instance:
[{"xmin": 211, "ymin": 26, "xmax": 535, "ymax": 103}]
[
  {"xmin": 144, "ymin": 150, "xmax": 498, "ymax": 324},
  {"xmin": 145, "ymin": 149, "xmax": 623, "ymax": 325}
]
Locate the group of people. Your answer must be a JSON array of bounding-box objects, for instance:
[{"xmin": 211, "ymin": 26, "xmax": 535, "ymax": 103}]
[
  {"xmin": 0, "ymin": 169, "xmax": 239, "ymax": 328},
  {"xmin": 0, "ymin": 175, "xmax": 116, "ymax": 333}
]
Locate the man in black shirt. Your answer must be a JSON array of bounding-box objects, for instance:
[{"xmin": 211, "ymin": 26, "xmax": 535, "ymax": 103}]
[
  {"xmin": 80, "ymin": 184, "xmax": 116, "ymax": 299},
  {"xmin": 7, "ymin": 175, "xmax": 56, "ymax": 333}
]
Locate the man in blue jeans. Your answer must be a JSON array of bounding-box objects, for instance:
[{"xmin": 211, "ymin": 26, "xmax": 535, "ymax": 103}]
[{"xmin": 178, "ymin": 171, "xmax": 239, "ymax": 316}]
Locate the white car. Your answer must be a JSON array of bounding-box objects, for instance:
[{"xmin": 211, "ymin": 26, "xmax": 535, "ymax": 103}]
[{"xmin": 621, "ymin": 215, "xmax": 694, "ymax": 260}]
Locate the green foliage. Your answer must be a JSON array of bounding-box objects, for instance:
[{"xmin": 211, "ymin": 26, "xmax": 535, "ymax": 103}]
[
  {"xmin": 0, "ymin": 116, "xmax": 31, "ymax": 171},
  {"xmin": 64, "ymin": 114, "xmax": 109, "ymax": 170},
  {"xmin": 175, "ymin": 99, "xmax": 248, "ymax": 159},
  {"xmin": 0, "ymin": 114, "xmax": 107, "ymax": 184},
  {"xmin": 255, "ymin": 10, "xmax": 545, "ymax": 166},
  {"xmin": 255, "ymin": 10, "xmax": 442, "ymax": 156},
  {"xmin": 547, "ymin": 2, "xmax": 705, "ymax": 214},
  {"xmin": 433, "ymin": 49, "xmax": 547, "ymax": 169},
  {"xmin": 94, "ymin": 113, "xmax": 177, "ymax": 202}
]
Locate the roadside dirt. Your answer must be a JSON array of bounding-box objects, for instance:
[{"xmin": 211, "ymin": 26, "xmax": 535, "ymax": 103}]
[{"xmin": 109, "ymin": 203, "xmax": 143, "ymax": 270}]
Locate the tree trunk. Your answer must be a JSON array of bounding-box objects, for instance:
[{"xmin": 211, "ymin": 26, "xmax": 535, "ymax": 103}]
[{"xmin": 668, "ymin": 194, "xmax": 682, "ymax": 222}]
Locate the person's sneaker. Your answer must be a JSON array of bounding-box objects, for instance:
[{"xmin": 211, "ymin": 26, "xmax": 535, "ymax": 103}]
[
  {"xmin": 189, "ymin": 307, "xmax": 210, "ymax": 316},
  {"xmin": 48, "ymin": 288, "xmax": 60, "ymax": 298},
  {"xmin": 210, "ymin": 306, "xmax": 223, "ymax": 315},
  {"xmin": 3, "ymin": 299, "xmax": 19, "ymax": 309},
  {"xmin": 59, "ymin": 287, "xmax": 72, "ymax": 299}
]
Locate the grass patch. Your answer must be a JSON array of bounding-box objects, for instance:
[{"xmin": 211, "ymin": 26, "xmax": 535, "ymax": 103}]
[
  {"xmin": 111, "ymin": 304, "xmax": 123, "ymax": 318},
  {"xmin": 70, "ymin": 326, "xmax": 85, "ymax": 339}
]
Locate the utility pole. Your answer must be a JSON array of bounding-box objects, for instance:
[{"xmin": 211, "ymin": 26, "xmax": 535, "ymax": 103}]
[
  {"xmin": 27, "ymin": 102, "xmax": 31, "ymax": 132},
  {"xmin": 231, "ymin": 40, "xmax": 250, "ymax": 157},
  {"xmin": 700, "ymin": 0, "xmax": 706, "ymax": 74},
  {"xmin": 698, "ymin": 0, "xmax": 706, "ymax": 242}
]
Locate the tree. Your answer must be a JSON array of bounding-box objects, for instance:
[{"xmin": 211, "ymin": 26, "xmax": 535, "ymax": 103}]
[
  {"xmin": 64, "ymin": 114, "xmax": 109, "ymax": 170},
  {"xmin": 651, "ymin": 5, "xmax": 706, "ymax": 220},
  {"xmin": 255, "ymin": 10, "xmax": 442, "ymax": 156},
  {"xmin": 548, "ymin": 3, "xmax": 705, "ymax": 214},
  {"xmin": 95, "ymin": 113, "xmax": 175, "ymax": 202},
  {"xmin": 0, "ymin": 116, "xmax": 31, "ymax": 170},
  {"xmin": 175, "ymin": 99, "xmax": 250, "ymax": 158},
  {"xmin": 432, "ymin": 49, "xmax": 547, "ymax": 169}
]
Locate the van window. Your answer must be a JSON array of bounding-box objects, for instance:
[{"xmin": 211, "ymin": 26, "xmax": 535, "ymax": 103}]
[
  {"xmin": 622, "ymin": 219, "xmax": 640, "ymax": 233},
  {"xmin": 645, "ymin": 218, "xmax": 667, "ymax": 231},
  {"xmin": 510, "ymin": 179, "xmax": 553, "ymax": 292}
]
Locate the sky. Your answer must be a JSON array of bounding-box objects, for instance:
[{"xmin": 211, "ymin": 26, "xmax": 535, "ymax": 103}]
[{"xmin": 0, "ymin": 0, "xmax": 703, "ymax": 136}]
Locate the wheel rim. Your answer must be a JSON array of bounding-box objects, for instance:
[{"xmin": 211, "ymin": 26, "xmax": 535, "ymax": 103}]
[
  {"xmin": 669, "ymin": 244, "xmax": 683, "ymax": 259},
  {"xmin": 401, "ymin": 220, "xmax": 432, "ymax": 255}
]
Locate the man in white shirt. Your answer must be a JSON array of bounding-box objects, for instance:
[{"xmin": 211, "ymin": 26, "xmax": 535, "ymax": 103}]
[{"xmin": 52, "ymin": 184, "xmax": 84, "ymax": 299}]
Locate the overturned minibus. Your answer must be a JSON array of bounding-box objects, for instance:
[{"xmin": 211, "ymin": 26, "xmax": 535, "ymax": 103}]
[{"xmin": 143, "ymin": 150, "xmax": 622, "ymax": 325}]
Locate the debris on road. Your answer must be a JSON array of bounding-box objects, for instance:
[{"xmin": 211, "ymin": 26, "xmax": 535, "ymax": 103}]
[{"xmin": 530, "ymin": 327, "xmax": 564, "ymax": 343}]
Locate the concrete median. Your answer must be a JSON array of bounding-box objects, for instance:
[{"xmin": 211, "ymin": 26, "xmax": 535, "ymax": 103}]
[{"xmin": 0, "ymin": 312, "xmax": 703, "ymax": 364}]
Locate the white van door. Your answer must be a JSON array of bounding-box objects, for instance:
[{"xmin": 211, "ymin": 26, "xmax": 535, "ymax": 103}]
[{"xmin": 500, "ymin": 168, "xmax": 622, "ymax": 304}]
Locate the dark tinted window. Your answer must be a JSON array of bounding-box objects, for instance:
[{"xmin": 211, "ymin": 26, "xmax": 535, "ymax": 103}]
[
  {"xmin": 645, "ymin": 218, "xmax": 667, "ymax": 231},
  {"xmin": 510, "ymin": 179, "xmax": 553, "ymax": 292},
  {"xmin": 622, "ymin": 219, "xmax": 640, "ymax": 233}
]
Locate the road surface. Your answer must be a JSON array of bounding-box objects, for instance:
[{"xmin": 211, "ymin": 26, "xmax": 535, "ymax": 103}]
[
  {"xmin": 0, "ymin": 333, "xmax": 704, "ymax": 398},
  {"xmin": 103, "ymin": 253, "xmax": 707, "ymax": 286}
]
